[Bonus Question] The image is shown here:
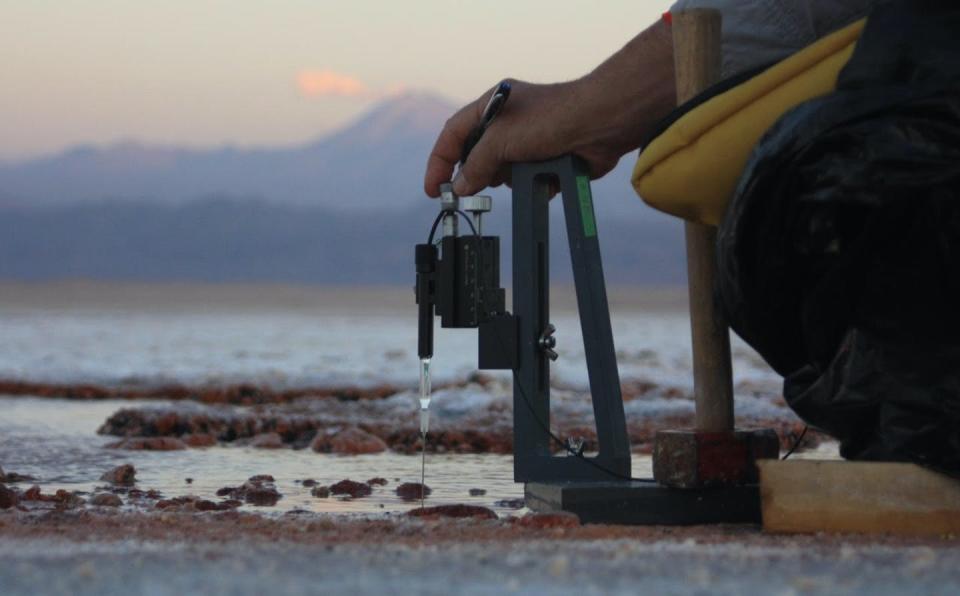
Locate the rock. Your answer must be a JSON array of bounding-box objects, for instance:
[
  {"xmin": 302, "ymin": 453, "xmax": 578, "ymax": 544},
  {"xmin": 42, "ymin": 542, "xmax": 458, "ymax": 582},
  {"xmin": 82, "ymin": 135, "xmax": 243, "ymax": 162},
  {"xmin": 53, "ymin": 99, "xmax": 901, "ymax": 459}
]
[
  {"xmin": 468, "ymin": 488, "xmax": 487, "ymax": 496},
  {"xmin": 310, "ymin": 486, "xmax": 330, "ymax": 498},
  {"xmin": 96, "ymin": 401, "xmax": 538, "ymax": 455},
  {"xmin": 494, "ymin": 498, "xmax": 526, "ymax": 509},
  {"xmin": 242, "ymin": 483, "xmax": 281, "ymax": 507},
  {"xmin": 396, "ymin": 483, "xmax": 432, "ymax": 501},
  {"xmin": 407, "ymin": 504, "xmax": 498, "ymax": 520},
  {"xmin": 53, "ymin": 489, "xmax": 85, "ymax": 509},
  {"xmin": 155, "ymin": 496, "xmax": 196, "ymax": 509},
  {"xmin": 194, "ymin": 499, "xmax": 240, "ymax": 512},
  {"xmin": 312, "ymin": 427, "xmax": 387, "ymax": 455},
  {"xmin": 194, "ymin": 499, "xmax": 220, "ymax": 511},
  {"xmin": 182, "ymin": 433, "xmax": 217, "ymax": 448},
  {"xmin": 153, "ymin": 412, "xmax": 180, "ymax": 435},
  {"xmin": 0, "ymin": 468, "xmax": 35, "ymax": 483},
  {"xmin": 215, "ymin": 477, "xmax": 281, "ymax": 506},
  {"xmin": 105, "ymin": 437, "xmax": 186, "ymax": 451},
  {"xmin": 99, "ymin": 464, "xmax": 137, "ymax": 485},
  {"xmin": 20, "ymin": 485, "xmax": 59, "ymax": 503},
  {"xmin": 90, "ymin": 493, "xmax": 123, "ymax": 507},
  {"xmin": 251, "ymin": 432, "xmax": 284, "ymax": 449},
  {"xmin": 0, "ymin": 484, "xmax": 20, "ymax": 509},
  {"xmin": 155, "ymin": 496, "xmax": 239, "ymax": 511},
  {"xmin": 329, "ymin": 426, "xmax": 388, "ymax": 455},
  {"xmin": 515, "ymin": 512, "xmax": 581, "ymax": 529},
  {"xmin": 367, "ymin": 477, "xmax": 388, "ymax": 487},
  {"xmin": 329, "ymin": 479, "xmax": 372, "ymax": 498},
  {"xmin": 301, "ymin": 479, "xmax": 318, "ymax": 487},
  {"xmin": 309, "ymin": 434, "xmax": 328, "ymax": 452}
]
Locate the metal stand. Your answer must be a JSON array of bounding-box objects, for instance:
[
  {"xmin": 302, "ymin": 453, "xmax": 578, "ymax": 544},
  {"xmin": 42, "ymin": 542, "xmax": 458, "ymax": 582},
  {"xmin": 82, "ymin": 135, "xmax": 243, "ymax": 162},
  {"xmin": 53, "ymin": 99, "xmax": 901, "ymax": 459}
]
[
  {"xmin": 525, "ymin": 482, "xmax": 762, "ymax": 525},
  {"xmin": 510, "ymin": 155, "xmax": 631, "ymax": 483},
  {"xmin": 515, "ymin": 155, "xmax": 770, "ymax": 524},
  {"xmin": 522, "ymin": 10, "xmax": 778, "ymax": 524}
]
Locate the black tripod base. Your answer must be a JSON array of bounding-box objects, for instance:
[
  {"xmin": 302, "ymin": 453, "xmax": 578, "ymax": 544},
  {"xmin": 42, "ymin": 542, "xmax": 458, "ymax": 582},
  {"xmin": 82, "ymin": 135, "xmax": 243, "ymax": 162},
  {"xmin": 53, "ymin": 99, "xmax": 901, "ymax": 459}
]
[{"xmin": 525, "ymin": 481, "xmax": 762, "ymax": 525}]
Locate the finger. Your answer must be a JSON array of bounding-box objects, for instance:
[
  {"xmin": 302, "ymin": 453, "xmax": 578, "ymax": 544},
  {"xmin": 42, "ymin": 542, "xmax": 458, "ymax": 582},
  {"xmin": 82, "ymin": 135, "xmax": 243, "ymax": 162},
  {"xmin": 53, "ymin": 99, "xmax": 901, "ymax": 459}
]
[
  {"xmin": 489, "ymin": 167, "xmax": 508, "ymax": 189},
  {"xmin": 547, "ymin": 179, "xmax": 560, "ymax": 199},
  {"xmin": 452, "ymin": 128, "xmax": 503, "ymax": 196},
  {"xmin": 493, "ymin": 171, "xmax": 553, "ymax": 196},
  {"xmin": 423, "ymin": 102, "xmax": 483, "ymax": 197},
  {"xmin": 499, "ymin": 167, "xmax": 513, "ymax": 190}
]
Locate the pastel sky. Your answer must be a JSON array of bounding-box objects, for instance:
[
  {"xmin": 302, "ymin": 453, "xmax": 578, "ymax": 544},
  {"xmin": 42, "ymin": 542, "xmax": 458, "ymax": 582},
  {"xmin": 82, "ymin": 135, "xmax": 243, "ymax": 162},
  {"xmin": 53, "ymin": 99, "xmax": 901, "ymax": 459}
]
[{"xmin": 1, "ymin": 0, "xmax": 672, "ymax": 161}]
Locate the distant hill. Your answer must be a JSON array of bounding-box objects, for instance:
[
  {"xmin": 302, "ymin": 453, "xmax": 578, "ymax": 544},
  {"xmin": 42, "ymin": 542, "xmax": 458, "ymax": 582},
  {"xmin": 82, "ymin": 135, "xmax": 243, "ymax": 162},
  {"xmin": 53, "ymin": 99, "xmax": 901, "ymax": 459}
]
[
  {"xmin": 0, "ymin": 92, "xmax": 458, "ymax": 212},
  {"xmin": 0, "ymin": 93, "xmax": 686, "ymax": 284},
  {"xmin": 0, "ymin": 198, "xmax": 685, "ymax": 285}
]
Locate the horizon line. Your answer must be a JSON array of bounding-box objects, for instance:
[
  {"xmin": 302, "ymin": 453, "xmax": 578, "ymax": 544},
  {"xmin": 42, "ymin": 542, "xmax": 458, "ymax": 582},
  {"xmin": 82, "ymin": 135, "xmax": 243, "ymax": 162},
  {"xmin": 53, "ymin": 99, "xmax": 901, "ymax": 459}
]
[{"xmin": 0, "ymin": 89, "xmax": 458, "ymax": 166}]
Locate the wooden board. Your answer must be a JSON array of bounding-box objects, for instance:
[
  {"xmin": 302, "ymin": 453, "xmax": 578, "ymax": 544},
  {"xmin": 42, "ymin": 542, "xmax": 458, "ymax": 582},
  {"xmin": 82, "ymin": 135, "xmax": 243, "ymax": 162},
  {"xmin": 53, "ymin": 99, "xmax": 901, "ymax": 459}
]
[{"xmin": 759, "ymin": 460, "xmax": 960, "ymax": 536}]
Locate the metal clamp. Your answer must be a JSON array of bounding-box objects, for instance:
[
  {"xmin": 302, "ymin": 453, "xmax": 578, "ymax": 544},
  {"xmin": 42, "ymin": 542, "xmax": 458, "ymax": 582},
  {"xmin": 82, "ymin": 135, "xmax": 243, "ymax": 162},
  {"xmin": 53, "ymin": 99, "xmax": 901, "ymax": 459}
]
[{"xmin": 439, "ymin": 183, "xmax": 459, "ymax": 238}]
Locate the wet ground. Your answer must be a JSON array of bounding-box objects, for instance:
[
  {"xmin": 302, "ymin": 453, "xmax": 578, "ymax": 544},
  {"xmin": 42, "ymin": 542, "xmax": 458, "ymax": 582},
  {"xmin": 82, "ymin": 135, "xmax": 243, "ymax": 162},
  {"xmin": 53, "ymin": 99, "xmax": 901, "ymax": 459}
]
[
  {"xmin": 1, "ymin": 511, "xmax": 958, "ymax": 596},
  {"xmin": 3, "ymin": 283, "xmax": 929, "ymax": 594},
  {"xmin": 0, "ymin": 396, "xmax": 531, "ymax": 515}
]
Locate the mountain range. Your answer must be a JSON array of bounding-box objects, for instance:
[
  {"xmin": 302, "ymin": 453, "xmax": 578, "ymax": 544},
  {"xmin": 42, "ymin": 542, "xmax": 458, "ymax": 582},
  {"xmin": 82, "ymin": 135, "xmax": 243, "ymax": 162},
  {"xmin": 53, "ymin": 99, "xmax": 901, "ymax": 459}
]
[{"xmin": 0, "ymin": 92, "xmax": 686, "ymax": 284}]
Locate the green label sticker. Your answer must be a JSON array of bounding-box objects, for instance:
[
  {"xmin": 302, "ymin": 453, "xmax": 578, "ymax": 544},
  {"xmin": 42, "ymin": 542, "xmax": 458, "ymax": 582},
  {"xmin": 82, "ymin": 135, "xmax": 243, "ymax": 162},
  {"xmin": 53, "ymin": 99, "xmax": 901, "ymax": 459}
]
[{"xmin": 576, "ymin": 175, "xmax": 597, "ymax": 238}]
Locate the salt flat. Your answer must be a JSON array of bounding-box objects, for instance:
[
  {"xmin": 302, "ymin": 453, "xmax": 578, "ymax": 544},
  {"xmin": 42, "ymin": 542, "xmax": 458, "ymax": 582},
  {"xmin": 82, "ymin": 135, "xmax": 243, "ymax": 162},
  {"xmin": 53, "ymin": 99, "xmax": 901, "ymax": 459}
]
[{"xmin": 1, "ymin": 522, "xmax": 957, "ymax": 596}]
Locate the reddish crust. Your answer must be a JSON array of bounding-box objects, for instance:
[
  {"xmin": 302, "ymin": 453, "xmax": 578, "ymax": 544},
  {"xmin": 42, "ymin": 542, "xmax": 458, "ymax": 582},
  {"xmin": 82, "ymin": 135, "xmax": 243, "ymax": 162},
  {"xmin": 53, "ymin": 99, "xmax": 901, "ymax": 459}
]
[{"xmin": 1, "ymin": 510, "xmax": 955, "ymax": 548}]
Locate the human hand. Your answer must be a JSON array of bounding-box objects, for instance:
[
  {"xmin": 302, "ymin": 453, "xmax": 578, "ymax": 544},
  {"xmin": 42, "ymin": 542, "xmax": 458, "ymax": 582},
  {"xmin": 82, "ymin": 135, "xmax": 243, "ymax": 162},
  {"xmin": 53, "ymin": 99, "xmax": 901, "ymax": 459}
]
[
  {"xmin": 423, "ymin": 78, "xmax": 624, "ymax": 198},
  {"xmin": 422, "ymin": 20, "xmax": 676, "ymax": 199}
]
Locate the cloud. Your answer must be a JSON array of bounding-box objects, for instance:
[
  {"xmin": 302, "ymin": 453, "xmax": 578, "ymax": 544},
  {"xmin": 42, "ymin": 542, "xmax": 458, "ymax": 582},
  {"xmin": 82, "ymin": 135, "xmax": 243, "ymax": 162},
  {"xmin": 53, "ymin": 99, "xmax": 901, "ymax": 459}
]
[{"xmin": 297, "ymin": 70, "xmax": 369, "ymax": 98}]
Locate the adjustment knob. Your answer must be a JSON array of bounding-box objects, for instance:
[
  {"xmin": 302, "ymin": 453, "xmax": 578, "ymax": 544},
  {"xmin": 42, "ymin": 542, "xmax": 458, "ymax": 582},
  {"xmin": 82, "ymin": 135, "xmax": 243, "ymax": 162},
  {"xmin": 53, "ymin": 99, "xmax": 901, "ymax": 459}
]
[
  {"xmin": 538, "ymin": 324, "xmax": 559, "ymax": 362},
  {"xmin": 459, "ymin": 195, "xmax": 492, "ymax": 214}
]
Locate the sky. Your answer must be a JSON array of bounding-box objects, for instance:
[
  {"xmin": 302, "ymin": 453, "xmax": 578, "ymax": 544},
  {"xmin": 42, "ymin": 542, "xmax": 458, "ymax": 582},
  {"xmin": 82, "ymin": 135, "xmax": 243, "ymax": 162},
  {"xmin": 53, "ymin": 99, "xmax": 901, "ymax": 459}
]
[{"xmin": 0, "ymin": 0, "xmax": 672, "ymax": 161}]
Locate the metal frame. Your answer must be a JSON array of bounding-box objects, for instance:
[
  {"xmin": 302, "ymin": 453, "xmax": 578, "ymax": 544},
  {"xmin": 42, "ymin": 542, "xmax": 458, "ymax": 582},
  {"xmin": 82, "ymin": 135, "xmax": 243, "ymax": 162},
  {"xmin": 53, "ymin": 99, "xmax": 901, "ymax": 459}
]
[{"xmin": 511, "ymin": 155, "xmax": 631, "ymax": 483}]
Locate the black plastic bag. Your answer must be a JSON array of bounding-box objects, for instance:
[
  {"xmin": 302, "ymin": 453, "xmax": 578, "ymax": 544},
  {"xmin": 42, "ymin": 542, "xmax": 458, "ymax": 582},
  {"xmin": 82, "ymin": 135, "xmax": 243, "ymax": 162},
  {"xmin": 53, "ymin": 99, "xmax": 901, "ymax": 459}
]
[{"xmin": 717, "ymin": 0, "xmax": 960, "ymax": 475}]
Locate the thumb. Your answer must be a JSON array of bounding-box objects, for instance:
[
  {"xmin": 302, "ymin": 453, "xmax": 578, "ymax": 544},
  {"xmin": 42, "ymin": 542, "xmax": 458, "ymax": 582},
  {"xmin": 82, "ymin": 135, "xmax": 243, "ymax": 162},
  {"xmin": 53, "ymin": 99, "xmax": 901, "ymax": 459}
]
[{"xmin": 452, "ymin": 132, "xmax": 502, "ymax": 196}]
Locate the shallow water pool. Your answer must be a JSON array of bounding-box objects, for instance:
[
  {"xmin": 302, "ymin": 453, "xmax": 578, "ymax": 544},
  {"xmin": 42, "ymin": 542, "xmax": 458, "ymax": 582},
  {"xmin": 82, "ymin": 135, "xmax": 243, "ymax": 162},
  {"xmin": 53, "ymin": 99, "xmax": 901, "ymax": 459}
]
[{"xmin": 0, "ymin": 396, "xmax": 663, "ymax": 516}]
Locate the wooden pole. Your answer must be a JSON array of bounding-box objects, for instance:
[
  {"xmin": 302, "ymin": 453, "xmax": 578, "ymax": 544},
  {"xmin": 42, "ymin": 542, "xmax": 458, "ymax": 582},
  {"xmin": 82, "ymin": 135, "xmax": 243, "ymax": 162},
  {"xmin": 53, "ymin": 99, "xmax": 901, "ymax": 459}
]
[{"xmin": 672, "ymin": 9, "xmax": 735, "ymax": 433}]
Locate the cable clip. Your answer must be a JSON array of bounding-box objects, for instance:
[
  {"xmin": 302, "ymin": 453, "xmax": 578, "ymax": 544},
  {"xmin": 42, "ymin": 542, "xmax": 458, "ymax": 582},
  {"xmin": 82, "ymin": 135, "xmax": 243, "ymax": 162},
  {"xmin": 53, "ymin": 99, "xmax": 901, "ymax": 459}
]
[{"xmin": 565, "ymin": 437, "xmax": 586, "ymax": 457}]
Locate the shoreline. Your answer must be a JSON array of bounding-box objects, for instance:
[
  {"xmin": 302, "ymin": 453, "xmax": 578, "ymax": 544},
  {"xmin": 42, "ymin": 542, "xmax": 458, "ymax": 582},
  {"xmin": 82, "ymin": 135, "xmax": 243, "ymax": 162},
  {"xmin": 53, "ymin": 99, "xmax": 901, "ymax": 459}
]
[{"xmin": 0, "ymin": 280, "xmax": 690, "ymax": 314}]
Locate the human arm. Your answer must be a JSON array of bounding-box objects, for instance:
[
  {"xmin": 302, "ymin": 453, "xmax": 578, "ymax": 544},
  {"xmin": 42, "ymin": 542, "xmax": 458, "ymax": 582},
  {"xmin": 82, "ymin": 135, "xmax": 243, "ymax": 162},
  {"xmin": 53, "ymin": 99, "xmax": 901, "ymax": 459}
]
[
  {"xmin": 424, "ymin": 1, "xmax": 881, "ymax": 199},
  {"xmin": 423, "ymin": 18, "xmax": 676, "ymax": 198}
]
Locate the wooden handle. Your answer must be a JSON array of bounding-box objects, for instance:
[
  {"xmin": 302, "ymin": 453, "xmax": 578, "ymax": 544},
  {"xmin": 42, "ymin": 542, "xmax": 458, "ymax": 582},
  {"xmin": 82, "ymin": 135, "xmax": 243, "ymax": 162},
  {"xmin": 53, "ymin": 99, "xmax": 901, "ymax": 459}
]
[
  {"xmin": 672, "ymin": 9, "xmax": 735, "ymax": 432},
  {"xmin": 672, "ymin": 9, "xmax": 722, "ymax": 105}
]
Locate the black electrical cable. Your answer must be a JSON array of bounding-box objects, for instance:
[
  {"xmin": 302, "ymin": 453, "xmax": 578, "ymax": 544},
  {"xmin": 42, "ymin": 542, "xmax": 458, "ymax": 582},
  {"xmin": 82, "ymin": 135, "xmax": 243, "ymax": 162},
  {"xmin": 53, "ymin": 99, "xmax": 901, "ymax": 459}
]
[
  {"xmin": 425, "ymin": 205, "xmax": 654, "ymax": 483},
  {"xmin": 427, "ymin": 210, "xmax": 479, "ymax": 246},
  {"xmin": 455, "ymin": 210, "xmax": 479, "ymax": 236},
  {"xmin": 510, "ymin": 367, "xmax": 656, "ymax": 483},
  {"xmin": 781, "ymin": 425, "xmax": 809, "ymax": 460},
  {"xmin": 426, "ymin": 212, "xmax": 445, "ymax": 245}
]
